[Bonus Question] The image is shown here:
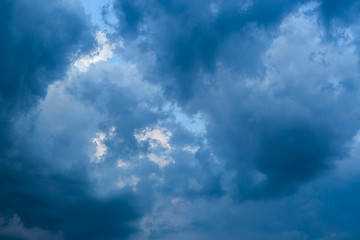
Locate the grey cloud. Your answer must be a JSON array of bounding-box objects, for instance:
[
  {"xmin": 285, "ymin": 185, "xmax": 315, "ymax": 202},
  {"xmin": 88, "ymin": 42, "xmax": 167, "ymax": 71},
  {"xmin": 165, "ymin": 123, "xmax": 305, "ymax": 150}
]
[
  {"xmin": 0, "ymin": 1, "xmax": 144, "ymax": 239},
  {"xmin": 110, "ymin": 0, "xmax": 360, "ymax": 201},
  {"xmin": 3, "ymin": 0, "xmax": 360, "ymax": 239}
]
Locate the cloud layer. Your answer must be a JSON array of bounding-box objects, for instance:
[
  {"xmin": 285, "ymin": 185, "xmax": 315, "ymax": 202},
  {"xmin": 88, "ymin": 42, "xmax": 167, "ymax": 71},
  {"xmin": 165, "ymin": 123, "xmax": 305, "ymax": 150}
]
[{"xmin": 2, "ymin": 0, "xmax": 360, "ymax": 239}]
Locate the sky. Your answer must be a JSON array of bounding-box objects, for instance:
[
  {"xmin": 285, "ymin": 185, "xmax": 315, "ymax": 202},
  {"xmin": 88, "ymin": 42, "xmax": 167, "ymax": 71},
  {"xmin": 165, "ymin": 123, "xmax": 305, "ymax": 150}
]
[{"xmin": 1, "ymin": 0, "xmax": 360, "ymax": 239}]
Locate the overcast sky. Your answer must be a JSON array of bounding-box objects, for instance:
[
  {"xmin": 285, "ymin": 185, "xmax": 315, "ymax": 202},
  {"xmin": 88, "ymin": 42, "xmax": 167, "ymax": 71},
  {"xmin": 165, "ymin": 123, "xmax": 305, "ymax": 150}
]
[{"xmin": 1, "ymin": 0, "xmax": 360, "ymax": 239}]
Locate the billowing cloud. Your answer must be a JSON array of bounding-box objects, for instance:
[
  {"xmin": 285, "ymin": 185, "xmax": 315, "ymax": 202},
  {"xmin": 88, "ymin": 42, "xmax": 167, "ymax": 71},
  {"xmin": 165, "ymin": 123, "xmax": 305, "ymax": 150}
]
[
  {"xmin": 3, "ymin": 0, "xmax": 360, "ymax": 240},
  {"xmin": 0, "ymin": 1, "xmax": 142, "ymax": 240},
  {"xmin": 109, "ymin": 0, "xmax": 360, "ymax": 200}
]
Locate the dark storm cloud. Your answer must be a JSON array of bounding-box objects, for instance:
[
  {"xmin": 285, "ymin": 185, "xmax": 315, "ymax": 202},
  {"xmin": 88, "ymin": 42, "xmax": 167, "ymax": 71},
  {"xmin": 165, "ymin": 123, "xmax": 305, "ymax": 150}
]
[
  {"xmin": 0, "ymin": 0, "xmax": 94, "ymax": 113},
  {"xmin": 112, "ymin": 0, "xmax": 360, "ymax": 101},
  {"xmin": 111, "ymin": 0, "xmax": 360, "ymax": 201},
  {"xmin": 66, "ymin": 63, "xmax": 163, "ymax": 159},
  {"xmin": 2, "ymin": 0, "xmax": 360, "ymax": 239},
  {"xmin": 65, "ymin": 63, "xmax": 225, "ymax": 202},
  {"xmin": 112, "ymin": 0, "xmax": 307, "ymax": 100},
  {"xmin": 0, "ymin": 1, "xmax": 142, "ymax": 239},
  {"xmin": 0, "ymin": 161, "xmax": 140, "ymax": 240},
  {"xmin": 319, "ymin": 0, "xmax": 360, "ymax": 25},
  {"xmin": 113, "ymin": 0, "xmax": 144, "ymax": 38}
]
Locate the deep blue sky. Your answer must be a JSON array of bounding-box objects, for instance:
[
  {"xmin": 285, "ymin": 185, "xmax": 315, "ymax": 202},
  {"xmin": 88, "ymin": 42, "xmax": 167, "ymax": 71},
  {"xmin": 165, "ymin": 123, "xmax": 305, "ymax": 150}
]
[{"xmin": 1, "ymin": 0, "xmax": 360, "ymax": 239}]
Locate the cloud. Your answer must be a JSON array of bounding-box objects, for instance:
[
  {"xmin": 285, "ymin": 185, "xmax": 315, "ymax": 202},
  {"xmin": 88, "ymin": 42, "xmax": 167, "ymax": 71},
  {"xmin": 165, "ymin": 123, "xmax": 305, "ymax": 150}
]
[
  {"xmin": 74, "ymin": 31, "xmax": 118, "ymax": 72},
  {"xmin": 109, "ymin": 0, "xmax": 360, "ymax": 201},
  {"xmin": 111, "ymin": 0, "xmax": 309, "ymax": 101},
  {"xmin": 3, "ymin": 0, "xmax": 360, "ymax": 239},
  {"xmin": 135, "ymin": 127, "xmax": 172, "ymax": 151},
  {"xmin": 0, "ymin": 160, "xmax": 141, "ymax": 240},
  {"xmin": 0, "ymin": 1, "xmax": 143, "ymax": 239},
  {"xmin": 92, "ymin": 127, "xmax": 117, "ymax": 163},
  {"xmin": 0, "ymin": 215, "xmax": 62, "ymax": 240},
  {"xmin": 318, "ymin": 0, "xmax": 360, "ymax": 26},
  {"xmin": 0, "ymin": 0, "xmax": 94, "ymax": 114}
]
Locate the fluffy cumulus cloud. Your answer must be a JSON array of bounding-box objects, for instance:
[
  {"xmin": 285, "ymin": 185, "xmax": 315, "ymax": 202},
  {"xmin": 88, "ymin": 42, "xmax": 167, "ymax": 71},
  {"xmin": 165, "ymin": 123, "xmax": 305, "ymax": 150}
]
[{"xmin": 2, "ymin": 0, "xmax": 360, "ymax": 240}]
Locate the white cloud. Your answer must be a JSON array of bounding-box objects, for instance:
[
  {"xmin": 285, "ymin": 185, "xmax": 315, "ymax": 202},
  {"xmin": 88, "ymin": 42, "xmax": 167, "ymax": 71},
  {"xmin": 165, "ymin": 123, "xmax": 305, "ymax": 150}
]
[
  {"xmin": 92, "ymin": 132, "xmax": 107, "ymax": 163},
  {"xmin": 135, "ymin": 127, "xmax": 172, "ymax": 151},
  {"xmin": 91, "ymin": 126, "xmax": 116, "ymax": 163},
  {"xmin": 148, "ymin": 153, "xmax": 175, "ymax": 168},
  {"xmin": 117, "ymin": 159, "xmax": 130, "ymax": 169},
  {"xmin": 182, "ymin": 145, "xmax": 200, "ymax": 154},
  {"xmin": 117, "ymin": 176, "xmax": 140, "ymax": 191},
  {"xmin": 135, "ymin": 126, "xmax": 176, "ymax": 168},
  {"xmin": 74, "ymin": 31, "xmax": 117, "ymax": 72}
]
